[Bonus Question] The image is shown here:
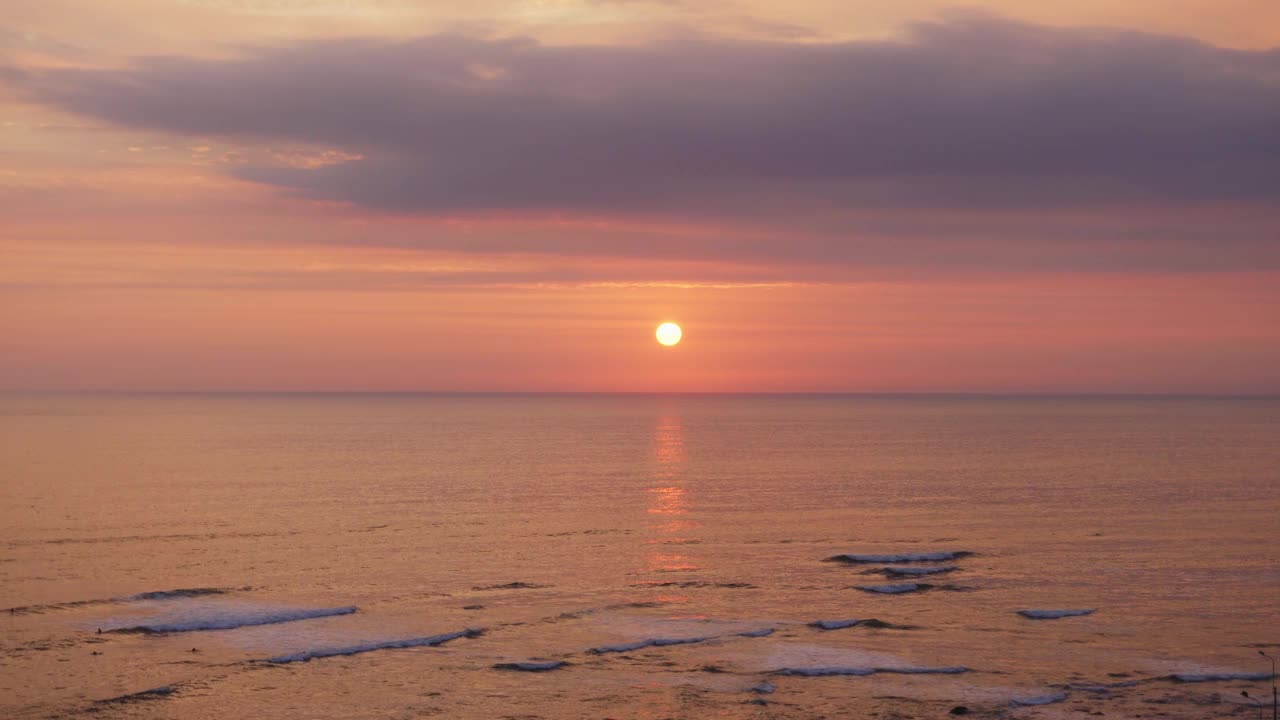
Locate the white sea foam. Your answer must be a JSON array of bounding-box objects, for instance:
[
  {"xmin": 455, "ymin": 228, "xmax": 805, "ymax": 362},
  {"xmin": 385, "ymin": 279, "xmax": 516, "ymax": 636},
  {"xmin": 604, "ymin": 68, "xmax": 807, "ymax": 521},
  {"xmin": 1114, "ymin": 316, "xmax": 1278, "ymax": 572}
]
[
  {"xmin": 827, "ymin": 551, "xmax": 972, "ymax": 564},
  {"xmin": 884, "ymin": 566, "xmax": 957, "ymax": 576},
  {"xmin": 111, "ymin": 605, "xmax": 357, "ymax": 633},
  {"xmin": 265, "ymin": 628, "xmax": 482, "ymax": 663},
  {"xmin": 589, "ymin": 636, "xmax": 710, "ymax": 654},
  {"xmin": 737, "ymin": 628, "xmax": 775, "ymax": 637},
  {"xmin": 751, "ymin": 681, "xmax": 776, "ymax": 694},
  {"xmin": 809, "ymin": 619, "xmax": 862, "ymax": 630},
  {"xmin": 1016, "ymin": 609, "xmax": 1095, "ymax": 619},
  {"xmin": 1010, "ymin": 692, "xmax": 1069, "ymax": 706},
  {"xmin": 857, "ymin": 583, "xmax": 923, "ymax": 594}
]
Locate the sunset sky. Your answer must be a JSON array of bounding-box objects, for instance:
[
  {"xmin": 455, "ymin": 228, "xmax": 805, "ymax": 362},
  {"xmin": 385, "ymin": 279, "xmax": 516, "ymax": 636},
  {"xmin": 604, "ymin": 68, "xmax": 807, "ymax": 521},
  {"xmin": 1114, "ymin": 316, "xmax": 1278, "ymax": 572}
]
[{"xmin": 3, "ymin": 0, "xmax": 1278, "ymax": 392}]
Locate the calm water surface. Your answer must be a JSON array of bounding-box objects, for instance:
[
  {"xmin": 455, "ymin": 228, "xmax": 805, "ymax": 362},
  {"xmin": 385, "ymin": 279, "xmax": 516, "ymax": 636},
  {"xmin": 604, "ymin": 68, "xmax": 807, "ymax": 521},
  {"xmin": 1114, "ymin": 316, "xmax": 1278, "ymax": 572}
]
[{"xmin": 1, "ymin": 394, "xmax": 1277, "ymax": 718}]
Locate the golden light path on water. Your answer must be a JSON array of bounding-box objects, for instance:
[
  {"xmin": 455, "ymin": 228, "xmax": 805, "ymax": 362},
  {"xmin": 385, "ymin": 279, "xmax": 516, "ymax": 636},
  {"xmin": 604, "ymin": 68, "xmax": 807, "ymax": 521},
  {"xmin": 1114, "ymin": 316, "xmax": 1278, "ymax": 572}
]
[{"xmin": 645, "ymin": 411, "xmax": 697, "ymax": 575}]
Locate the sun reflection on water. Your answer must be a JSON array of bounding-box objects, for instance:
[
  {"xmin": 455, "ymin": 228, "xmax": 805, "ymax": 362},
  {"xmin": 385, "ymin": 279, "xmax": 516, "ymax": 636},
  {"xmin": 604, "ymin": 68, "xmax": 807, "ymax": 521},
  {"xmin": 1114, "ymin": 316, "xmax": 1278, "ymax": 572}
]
[{"xmin": 643, "ymin": 412, "xmax": 700, "ymax": 574}]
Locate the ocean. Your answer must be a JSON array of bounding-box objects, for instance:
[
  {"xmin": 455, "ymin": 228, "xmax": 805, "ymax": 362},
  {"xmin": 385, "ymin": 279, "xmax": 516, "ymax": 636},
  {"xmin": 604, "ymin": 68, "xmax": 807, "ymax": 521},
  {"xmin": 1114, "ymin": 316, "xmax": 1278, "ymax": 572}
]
[{"xmin": 2, "ymin": 393, "xmax": 1277, "ymax": 718}]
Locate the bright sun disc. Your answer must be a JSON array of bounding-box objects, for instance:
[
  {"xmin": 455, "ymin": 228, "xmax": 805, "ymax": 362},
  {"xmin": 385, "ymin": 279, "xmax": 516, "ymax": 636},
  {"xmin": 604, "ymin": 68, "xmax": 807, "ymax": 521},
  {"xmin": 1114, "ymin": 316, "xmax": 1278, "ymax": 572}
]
[{"xmin": 656, "ymin": 322, "xmax": 682, "ymax": 346}]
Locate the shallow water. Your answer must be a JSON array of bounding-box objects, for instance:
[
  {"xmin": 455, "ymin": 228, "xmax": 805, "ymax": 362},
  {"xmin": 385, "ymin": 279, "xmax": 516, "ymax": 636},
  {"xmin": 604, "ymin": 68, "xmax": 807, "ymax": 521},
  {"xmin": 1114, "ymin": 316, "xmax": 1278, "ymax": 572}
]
[{"xmin": 1, "ymin": 393, "xmax": 1277, "ymax": 718}]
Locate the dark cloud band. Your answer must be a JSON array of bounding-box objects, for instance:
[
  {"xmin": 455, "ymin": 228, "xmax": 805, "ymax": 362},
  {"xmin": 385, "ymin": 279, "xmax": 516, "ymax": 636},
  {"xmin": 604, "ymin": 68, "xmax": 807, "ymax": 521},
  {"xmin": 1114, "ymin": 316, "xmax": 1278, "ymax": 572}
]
[{"xmin": 7, "ymin": 13, "xmax": 1280, "ymax": 271}]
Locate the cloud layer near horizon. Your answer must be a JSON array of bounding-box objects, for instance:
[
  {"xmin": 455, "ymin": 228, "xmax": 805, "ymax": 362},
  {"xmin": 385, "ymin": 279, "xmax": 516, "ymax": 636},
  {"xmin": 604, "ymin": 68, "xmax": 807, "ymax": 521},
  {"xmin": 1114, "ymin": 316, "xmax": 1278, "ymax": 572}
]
[
  {"xmin": 15, "ymin": 13, "xmax": 1280, "ymax": 212},
  {"xmin": 5, "ymin": 12, "xmax": 1280, "ymax": 280}
]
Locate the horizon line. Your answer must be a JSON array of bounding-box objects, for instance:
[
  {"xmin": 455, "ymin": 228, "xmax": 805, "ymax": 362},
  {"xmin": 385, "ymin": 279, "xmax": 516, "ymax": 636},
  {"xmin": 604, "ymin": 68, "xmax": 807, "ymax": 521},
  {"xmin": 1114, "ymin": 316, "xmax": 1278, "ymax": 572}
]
[{"xmin": 2, "ymin": 390, "xmax": 1277, "ymax": 399}]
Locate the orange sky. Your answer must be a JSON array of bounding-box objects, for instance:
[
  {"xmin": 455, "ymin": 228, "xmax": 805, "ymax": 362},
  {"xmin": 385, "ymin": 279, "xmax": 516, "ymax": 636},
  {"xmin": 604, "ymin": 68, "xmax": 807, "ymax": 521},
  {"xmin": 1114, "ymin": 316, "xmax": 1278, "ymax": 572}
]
[{"xmin": 2, "ymin": 1, "xmax": 1278, "ymax": 392}]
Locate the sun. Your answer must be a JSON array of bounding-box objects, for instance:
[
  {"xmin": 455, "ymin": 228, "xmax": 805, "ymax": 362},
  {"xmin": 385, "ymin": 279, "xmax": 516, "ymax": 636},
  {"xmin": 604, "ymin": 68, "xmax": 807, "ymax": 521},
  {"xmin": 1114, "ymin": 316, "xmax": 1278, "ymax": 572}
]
[{"xmin": 656, "ymin": 322, "xmax": 682, "ymax": 347}]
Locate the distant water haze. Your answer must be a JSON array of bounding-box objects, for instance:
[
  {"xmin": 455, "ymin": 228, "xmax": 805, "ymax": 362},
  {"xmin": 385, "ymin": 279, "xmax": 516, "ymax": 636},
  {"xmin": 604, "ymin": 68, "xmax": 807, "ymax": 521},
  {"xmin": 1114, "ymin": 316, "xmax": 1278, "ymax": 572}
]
[{"xmin": 1, "ymin": 393, "xmax": 1277, "ymax": 718}]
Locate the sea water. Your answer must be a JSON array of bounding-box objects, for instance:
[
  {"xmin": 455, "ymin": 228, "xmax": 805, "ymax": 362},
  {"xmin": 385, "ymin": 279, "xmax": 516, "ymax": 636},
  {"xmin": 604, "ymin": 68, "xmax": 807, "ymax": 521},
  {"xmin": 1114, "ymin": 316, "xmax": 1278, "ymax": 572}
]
[{"xmin": 2, "ymin": 393, "xmax": 1277, "ymax": 718}]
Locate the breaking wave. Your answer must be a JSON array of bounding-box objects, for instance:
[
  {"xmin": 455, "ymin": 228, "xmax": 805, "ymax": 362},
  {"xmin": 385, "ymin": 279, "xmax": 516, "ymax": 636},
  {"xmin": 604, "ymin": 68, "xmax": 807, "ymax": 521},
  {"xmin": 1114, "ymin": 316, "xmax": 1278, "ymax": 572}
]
[
  {"xmin": 472, "ymin": 582, "xmax": 551, "ymax": 591},
  {"xmin": 776, "ymin": 666, "xmax": 969, "ymax": 676},
  {"xmin": 826, "ymin": 551, "xmax": 973, "ymax": 564},
  {"xmin": 125, "ymin": 588, "xmax": 235, "ymax": 601},
  {"xmin": 1167, "ymin": 672, "xmax": 1273, "ymax": 683},
  {"xmin": 1016, "ymin": 609, "xmax": 1096, "ymax": 619},
  {"xmin": 493, "ymin": 661, "xmax": 568, "ymax": 671},
  {"xmin": 883, "ymin": 566, "xmax": 956, "ymax": 577},
  {"xmin": 110, "ymin": 605, "xmax": 357, "ymax": 633},
  {"xmin": 809, "ymin": 619, "xmax": 863, "ymax": 630},
  {"xmin": 1010, "ymin": 692, "xmax": 1069, "ymax": 706},
  {"xmin": 857, "ymin": 583, "xmax": 930, "ymax": 594},
  {"xmin": 590, "ymin": 636, "xmax": 710, "ymax": 654},
  {"xmin": 5, "ymin": 587, "xmax": 242, "ymax": 615},
  {"xmin": 266, "ymin": 628, "xmax": 483, "ymax": 663},
  {"xmin": 96, "ymin": 686, "xmax": 177, "ymax": 706}
]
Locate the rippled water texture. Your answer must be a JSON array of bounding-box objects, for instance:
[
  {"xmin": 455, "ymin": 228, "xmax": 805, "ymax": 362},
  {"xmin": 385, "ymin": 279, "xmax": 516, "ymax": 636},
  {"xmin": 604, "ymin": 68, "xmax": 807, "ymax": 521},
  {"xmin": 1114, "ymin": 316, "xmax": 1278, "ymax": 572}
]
[{"xmin": 2, "ymin": 394, "xmax": 1277, "ymax": 718}]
